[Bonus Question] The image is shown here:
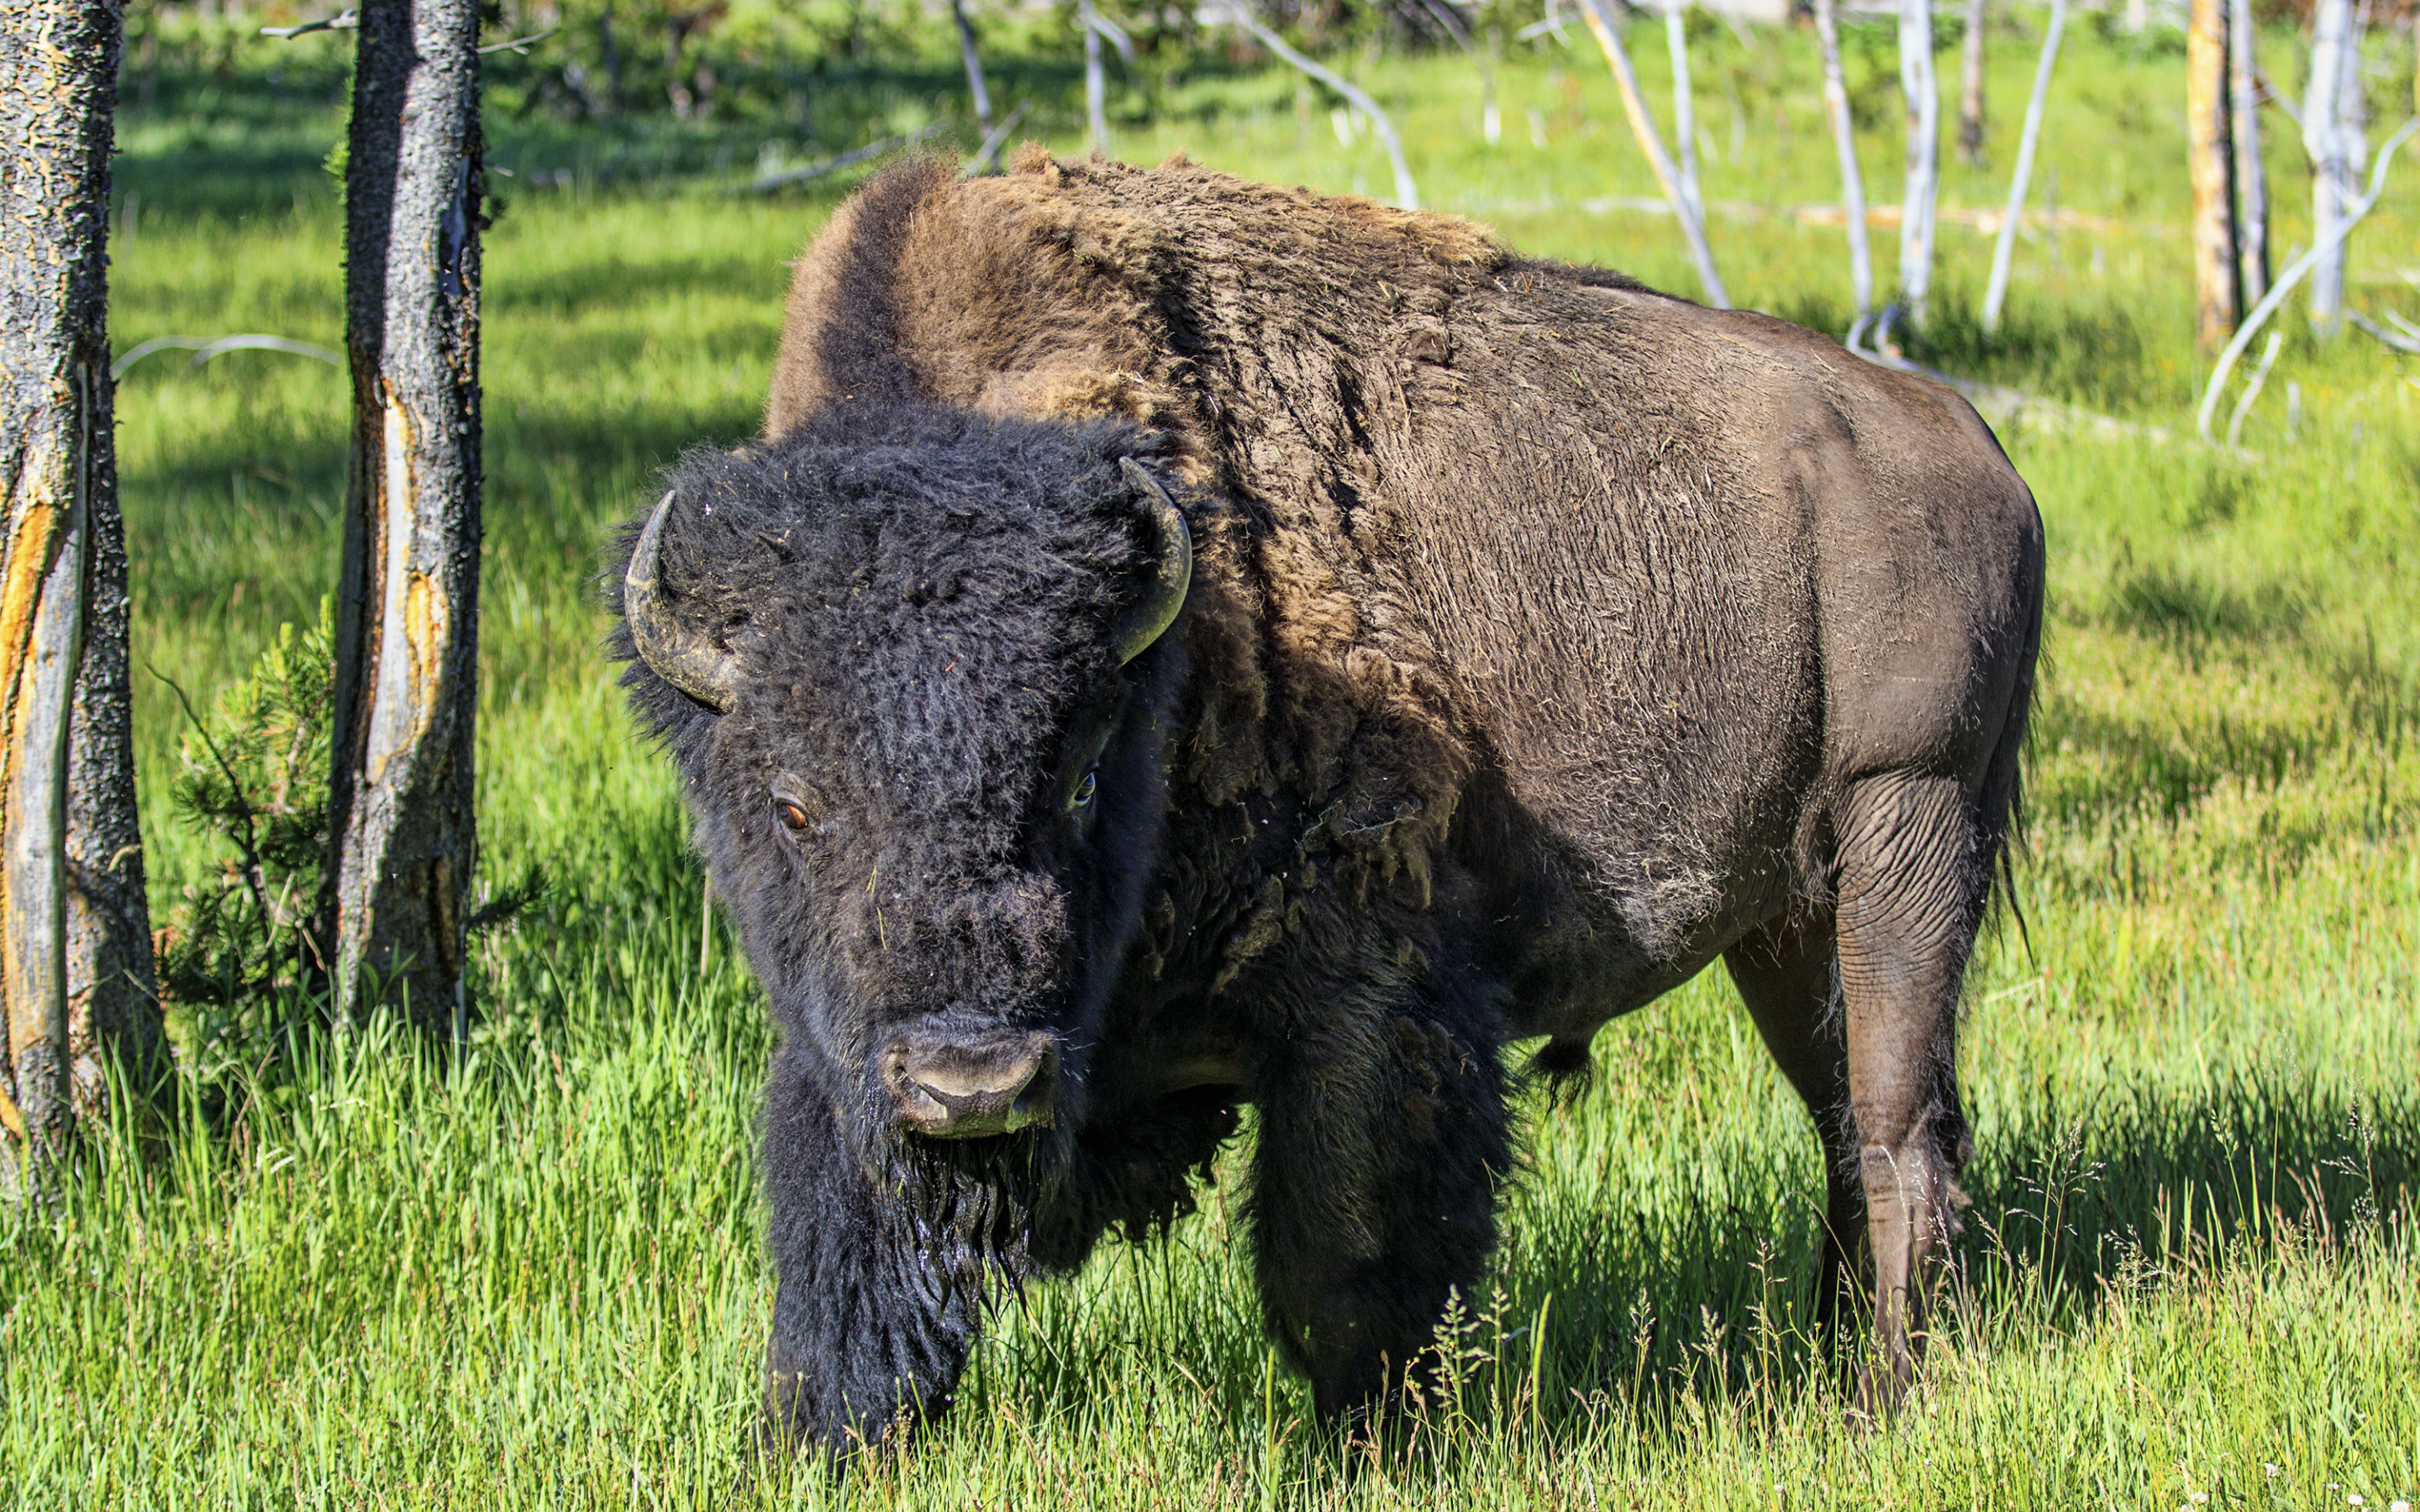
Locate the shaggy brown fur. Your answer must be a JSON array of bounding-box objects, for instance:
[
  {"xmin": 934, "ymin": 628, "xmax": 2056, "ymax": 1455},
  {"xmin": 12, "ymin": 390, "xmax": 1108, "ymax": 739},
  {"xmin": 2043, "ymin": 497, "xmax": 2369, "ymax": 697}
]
[
  {"xmin": 767, "ymin": 149, "xmax": 2034, "ymax": 1024},
  {"xmin": 678, "ymin": 150, "xmax": 2041, "ymax": 1445}
]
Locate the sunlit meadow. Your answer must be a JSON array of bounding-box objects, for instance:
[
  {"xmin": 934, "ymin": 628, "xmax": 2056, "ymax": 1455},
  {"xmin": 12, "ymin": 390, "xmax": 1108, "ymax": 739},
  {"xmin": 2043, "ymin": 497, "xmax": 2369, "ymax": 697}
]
[{"xmin": 4, "ymin": 8, "xmax": 2417, "ymax": 1505}]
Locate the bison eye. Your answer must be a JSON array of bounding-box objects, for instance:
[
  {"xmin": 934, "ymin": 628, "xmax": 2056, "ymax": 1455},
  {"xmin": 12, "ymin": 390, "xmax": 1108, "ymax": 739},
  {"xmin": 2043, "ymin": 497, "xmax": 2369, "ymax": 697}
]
[
  {"xmin": 775, "ymin": 798, "xmax": 812, "ymax": 832},
  {"xmin": 1069, "ymin": 767, "xmax": 1098, "ymax": 811}
]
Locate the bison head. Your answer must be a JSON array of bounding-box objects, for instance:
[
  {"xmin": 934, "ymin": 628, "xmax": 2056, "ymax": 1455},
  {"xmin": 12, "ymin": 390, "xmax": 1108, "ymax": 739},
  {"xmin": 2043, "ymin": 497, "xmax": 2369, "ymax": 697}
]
[{"xmin": 612, "ymin": 404, "xmax": 1193, "ymax": 1240}]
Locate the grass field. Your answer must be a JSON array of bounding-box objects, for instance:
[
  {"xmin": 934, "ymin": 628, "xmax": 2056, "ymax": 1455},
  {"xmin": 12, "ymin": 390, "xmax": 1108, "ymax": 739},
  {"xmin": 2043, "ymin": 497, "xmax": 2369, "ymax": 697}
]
[{"xmin": 6, "ymin": 12, "xmax": 2420, "ymax": 1506}]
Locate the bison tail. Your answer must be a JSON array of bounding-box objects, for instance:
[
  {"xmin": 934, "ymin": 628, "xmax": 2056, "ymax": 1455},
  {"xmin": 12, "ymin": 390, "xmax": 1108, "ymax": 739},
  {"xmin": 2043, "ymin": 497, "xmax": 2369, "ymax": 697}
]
[
  {"xmin": 1974, "ymin": 612, "xmax": 2040, "ymax": 965},
  {"xmin": 1523, "ymin": 1036, "xmax": 1596, "ymax": 1104}
]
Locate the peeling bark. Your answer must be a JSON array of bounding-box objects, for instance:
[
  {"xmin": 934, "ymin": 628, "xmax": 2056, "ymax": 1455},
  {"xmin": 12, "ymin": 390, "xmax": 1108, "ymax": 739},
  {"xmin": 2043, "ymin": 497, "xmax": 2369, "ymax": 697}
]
[
  {"xmin": 1, "ymin": 0, "xmax": 158, "ymax": 1194},
  {"xmin": 323, "ymin": 0, "xmax": 483, "ymax": 1029},
  {"xmin": 2187, "ymin": 0, "xmax": 2239, "ymax": 351}
]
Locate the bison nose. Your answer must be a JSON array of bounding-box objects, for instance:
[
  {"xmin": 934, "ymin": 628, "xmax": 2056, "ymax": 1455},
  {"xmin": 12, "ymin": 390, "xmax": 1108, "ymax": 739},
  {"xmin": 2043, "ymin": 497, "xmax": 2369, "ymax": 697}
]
[{"xmin": 881, "ymin": 1032, "xmax": 1058, "ymax": 1139}]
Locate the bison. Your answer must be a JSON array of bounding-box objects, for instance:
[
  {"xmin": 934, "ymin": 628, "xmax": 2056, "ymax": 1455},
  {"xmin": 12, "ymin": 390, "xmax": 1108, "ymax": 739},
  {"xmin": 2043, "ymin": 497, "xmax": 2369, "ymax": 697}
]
[{"xmin": 611, "ymin": 150, "xmax": 2044, "ymax": 1453}]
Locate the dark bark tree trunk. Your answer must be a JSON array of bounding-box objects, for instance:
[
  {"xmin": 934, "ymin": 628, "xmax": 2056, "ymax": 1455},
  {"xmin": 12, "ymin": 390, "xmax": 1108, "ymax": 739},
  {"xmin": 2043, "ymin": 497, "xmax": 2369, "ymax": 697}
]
[
  {"xmin": 324, "ymin": 0, "xmax": 484, "ymax": 1032},
  {"xmin": 1958, "ymin": 0, "xmax": 1988, "ymax": 165},
  {"xmin": 2188, "ymin": 0, "xmax": 2240, "ymax": 350},
  {"xmin": 67, "ymin": 414, "xmax": 160, "ymax": 1122},
  {"xmin": 1, "ymin": 0, "xmax": 160, "ymax": 1194}
]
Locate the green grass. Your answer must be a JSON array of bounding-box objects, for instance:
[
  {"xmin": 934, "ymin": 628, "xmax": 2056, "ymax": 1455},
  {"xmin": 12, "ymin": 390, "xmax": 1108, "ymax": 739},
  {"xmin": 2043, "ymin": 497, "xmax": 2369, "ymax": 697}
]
[{"xmin": 8, "ymin": 15, "xmax": 2420, "ymax": 1506}]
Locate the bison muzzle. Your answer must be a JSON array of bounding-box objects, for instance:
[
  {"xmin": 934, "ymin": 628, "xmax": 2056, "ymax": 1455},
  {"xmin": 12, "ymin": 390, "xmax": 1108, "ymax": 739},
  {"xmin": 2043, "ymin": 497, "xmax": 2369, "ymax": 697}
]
[{"xmin": 611, "ymin": 151, "xmax": 2045, "ymax": 1455}]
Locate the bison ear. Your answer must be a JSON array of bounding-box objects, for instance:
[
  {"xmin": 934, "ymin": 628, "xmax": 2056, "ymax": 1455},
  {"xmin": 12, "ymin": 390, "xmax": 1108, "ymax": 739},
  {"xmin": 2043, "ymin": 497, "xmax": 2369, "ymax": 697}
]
[
  {"xmin": 624, "ymin": 489, "xmax": 744, "ymax": 712},
  {"xmin": 1113, "ymin": 459, "xmax": 1192, "ymax": 665}
]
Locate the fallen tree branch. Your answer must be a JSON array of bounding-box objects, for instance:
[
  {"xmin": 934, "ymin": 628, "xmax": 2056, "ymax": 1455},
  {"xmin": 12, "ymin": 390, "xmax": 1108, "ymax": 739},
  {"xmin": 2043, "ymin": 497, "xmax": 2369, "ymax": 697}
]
[
  {"xmin": 1846, "ymin": 317, "xmax": 2170, "ymax": 444},
  {"xmin": 747, "ymin": 126, "xmax": 945, "ymax": 193},
  {"xmin": 260, "ymin": 8, "xmax": 355, "ymax": 38},
  {"xmin": 961, "ymin": 100, "xmax": 1033, "ymax": 178},
  {"xmin": 2197, "ymin": 114, "xmax": 2420, "ymax": 442},
  {"xmin": 111, "ymin": 334, "xmax": 342, "ymax": 381},
  {"xmin": 2227, "ymin": 331, "xmax": 2283, "ymax": 448},
  {"xmin": 477, "ymin": 26, "xmax": 555, "ymax": 55},
  {"xmin": 1207, "ymin": 3, "xmax": 1418, "ymax": 210},
  {"xmin": 2347, "ymin": 310, "xmax": 2420, "ymax": 354}
]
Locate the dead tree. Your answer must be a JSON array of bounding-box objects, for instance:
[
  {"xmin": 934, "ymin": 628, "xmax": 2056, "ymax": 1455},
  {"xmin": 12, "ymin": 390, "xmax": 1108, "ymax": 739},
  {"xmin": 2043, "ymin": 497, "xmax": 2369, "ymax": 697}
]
[
  {"xmin": 2228, "ymin": 0, "xmax": 2266, "ymax": 305},
  {"xmin": 0, "ymin": 0, "xmax": 162, "ymax": 1194},
  {"xmin": 1814, "ymin": 0, "xmax": 1874, "ymax": 317},
  {"xmin": 1981, "ymin": 0, "xmax": 2067, "ymax": 335},
  {"xmin": 2187, "ymin": 0, "xmax": 2239, "ymax": 349},
  {"xmin": 1959, "ymin": 0, "xmax": 1987, "ymax": 165},
  {"xmin": 1574, "ymin": 0, "xmax": 1727, "ymax": 307},
  {"xmin": 1216, "ymin": 3, "xmax": 1419, "ymax": 210},
  {"xmin": 951, "ymin": 0, "xmax": 993, "ymax": 141},
  {"xmin": 2303, "ymin": 0, "xmax": 2364, "ymax": 333},
  {"xmin": 1897, "ymin": 0, "xmax": 1940, "ymax": 325},
  {"xmin": 324, "ymin": 0, "xmax": 484, "ymax": 1031},
  {"xmin": 1081, "ymin": 0, "xmax": 1107, "ymax": 155},
  {"xmin": 1664, "ymin": 0, "xmax": 1703, "ymax": 226}
]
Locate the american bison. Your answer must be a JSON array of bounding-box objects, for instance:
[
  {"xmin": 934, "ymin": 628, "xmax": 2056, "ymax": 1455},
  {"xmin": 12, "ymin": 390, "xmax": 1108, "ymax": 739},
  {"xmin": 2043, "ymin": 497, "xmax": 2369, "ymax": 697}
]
[{"xmin": 612, "ymin": 150, "xmax": 2044, "ymax": 1453}]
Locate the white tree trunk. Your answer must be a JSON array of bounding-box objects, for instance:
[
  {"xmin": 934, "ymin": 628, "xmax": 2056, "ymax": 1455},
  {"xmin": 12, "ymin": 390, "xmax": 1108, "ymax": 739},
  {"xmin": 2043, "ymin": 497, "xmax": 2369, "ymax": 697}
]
[
  {"xmin": 1981, "ymin": 0, "xmax": 2067, "ymax": 334},
  {"xmin": 1222, "ymin": 5, "xmax": 1419, "ymax": 211},
  {"xmin": 1814, "ymin": 0, "xmax": 1874, "ymax": 317},
  {"xmin": 1081, "ymin": 0, "xmax": 1107, "ymax": 155},
  {"xmin": 1573, "ymin": 0, "xmax": 1727, "ymax": 306},
  {"xmin": 1664, "ymin": 0, "xmax": 1702, "ymax": 223},
  {"xmin": 2304, "ymin": 0, "xmax": 2358, "ymax": 332},
  {"xmin": 2229, "ymin": 0, "xmax": 2267, "ymax": 305},
  {"xmin": 1898, "ymin": 0, "xmax": 1940, "ymax": 325}
]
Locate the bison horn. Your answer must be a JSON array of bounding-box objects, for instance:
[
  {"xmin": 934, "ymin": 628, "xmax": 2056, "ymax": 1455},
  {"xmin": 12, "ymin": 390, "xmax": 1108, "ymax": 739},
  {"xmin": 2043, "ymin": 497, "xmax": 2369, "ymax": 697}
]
[
  {"xmin": 624, "ymin": 489, "xmax": 742, "ymax": 712},
  {"xmin": 1113, "ymin": 458, "xmax": 1192, "ymax": 665}
]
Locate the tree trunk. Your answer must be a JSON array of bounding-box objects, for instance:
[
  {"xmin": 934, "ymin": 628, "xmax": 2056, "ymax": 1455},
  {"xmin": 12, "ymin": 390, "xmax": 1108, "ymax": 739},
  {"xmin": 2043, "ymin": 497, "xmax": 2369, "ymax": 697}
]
[
  {"xmin": 951, "ymin": 0, "xmax": 992, "ymax": 139},
  {"xmin": 2187, "ymin": 0, "xmax": 2239, "ymax": 350},
  {"xmin": 2229, "ymin": 0, "xmax": 2267, "ymax": 306},
  {"xmin": 1573, "ymin": 0, "xmax": 1728, "ymax": 307},
  {"xmin": 1898, "ymin": 0, "xmax": 1940, "ymax": 326},
  {"xmin": 1, "ymin": 0, "xmax": 160, "ymax": 1194},
  {"xmin": 67, "ymin": 400, "xmax": 160, "ymax": 1125},
  {"xmin": 1664, "ymin": 0, "xmax": 1702, "ymax": 224},
  {"xmin": 1959, "ymin": 0, "xmax": 1988, "ymax": 166},
  {"xmin": 324, "ymin": 0, "xmax": 483, "ymax": 1031},
  {"xmin": 1081, "ymin": 0, "xmax": 1107, "ymax": 155},
  {"xmin": 1814, "ymin": 0, "xmax": 1874, "ymax": 317},
  {"xmin": 1981, "ymin": 0, "xmax": 2068, "ymax": 335},
  {"xmin": 2303, "ymin": 0, "xmax": 2355, "ymax": 333}
]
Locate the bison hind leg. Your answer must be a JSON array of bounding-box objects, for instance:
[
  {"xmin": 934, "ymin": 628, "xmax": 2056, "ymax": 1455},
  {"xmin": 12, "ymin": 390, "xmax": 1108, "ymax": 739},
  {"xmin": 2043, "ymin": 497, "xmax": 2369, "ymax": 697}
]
[
  {"xmin": 1828, "ymin": 770, "xmax": 1989, "ymax": 1415},
  {"xmin": 1724, "ymin": 915, "xmax": 1866, "ymax": 1351}
]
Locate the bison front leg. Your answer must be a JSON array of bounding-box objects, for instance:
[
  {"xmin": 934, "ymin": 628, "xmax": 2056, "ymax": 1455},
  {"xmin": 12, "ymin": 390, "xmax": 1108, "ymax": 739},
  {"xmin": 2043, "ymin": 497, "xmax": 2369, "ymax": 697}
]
[
  {"xmin": 1248, "ymin": 995, "xmax": 1512, "ymax": 1421},
  {"xmin": 760, "ymin": 1044, "xmax": 978, "ymax": 1457},
  {"xmin": 1830, "ymin": 772, "xmax": 1984, "ymax": 1415}
]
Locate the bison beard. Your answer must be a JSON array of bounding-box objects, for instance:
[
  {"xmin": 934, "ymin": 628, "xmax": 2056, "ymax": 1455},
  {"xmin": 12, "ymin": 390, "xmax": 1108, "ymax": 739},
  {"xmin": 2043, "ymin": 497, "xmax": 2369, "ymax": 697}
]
[{"xmin": 615, "ymin": 154, "xmax": 2044, "ymax": 1457}]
